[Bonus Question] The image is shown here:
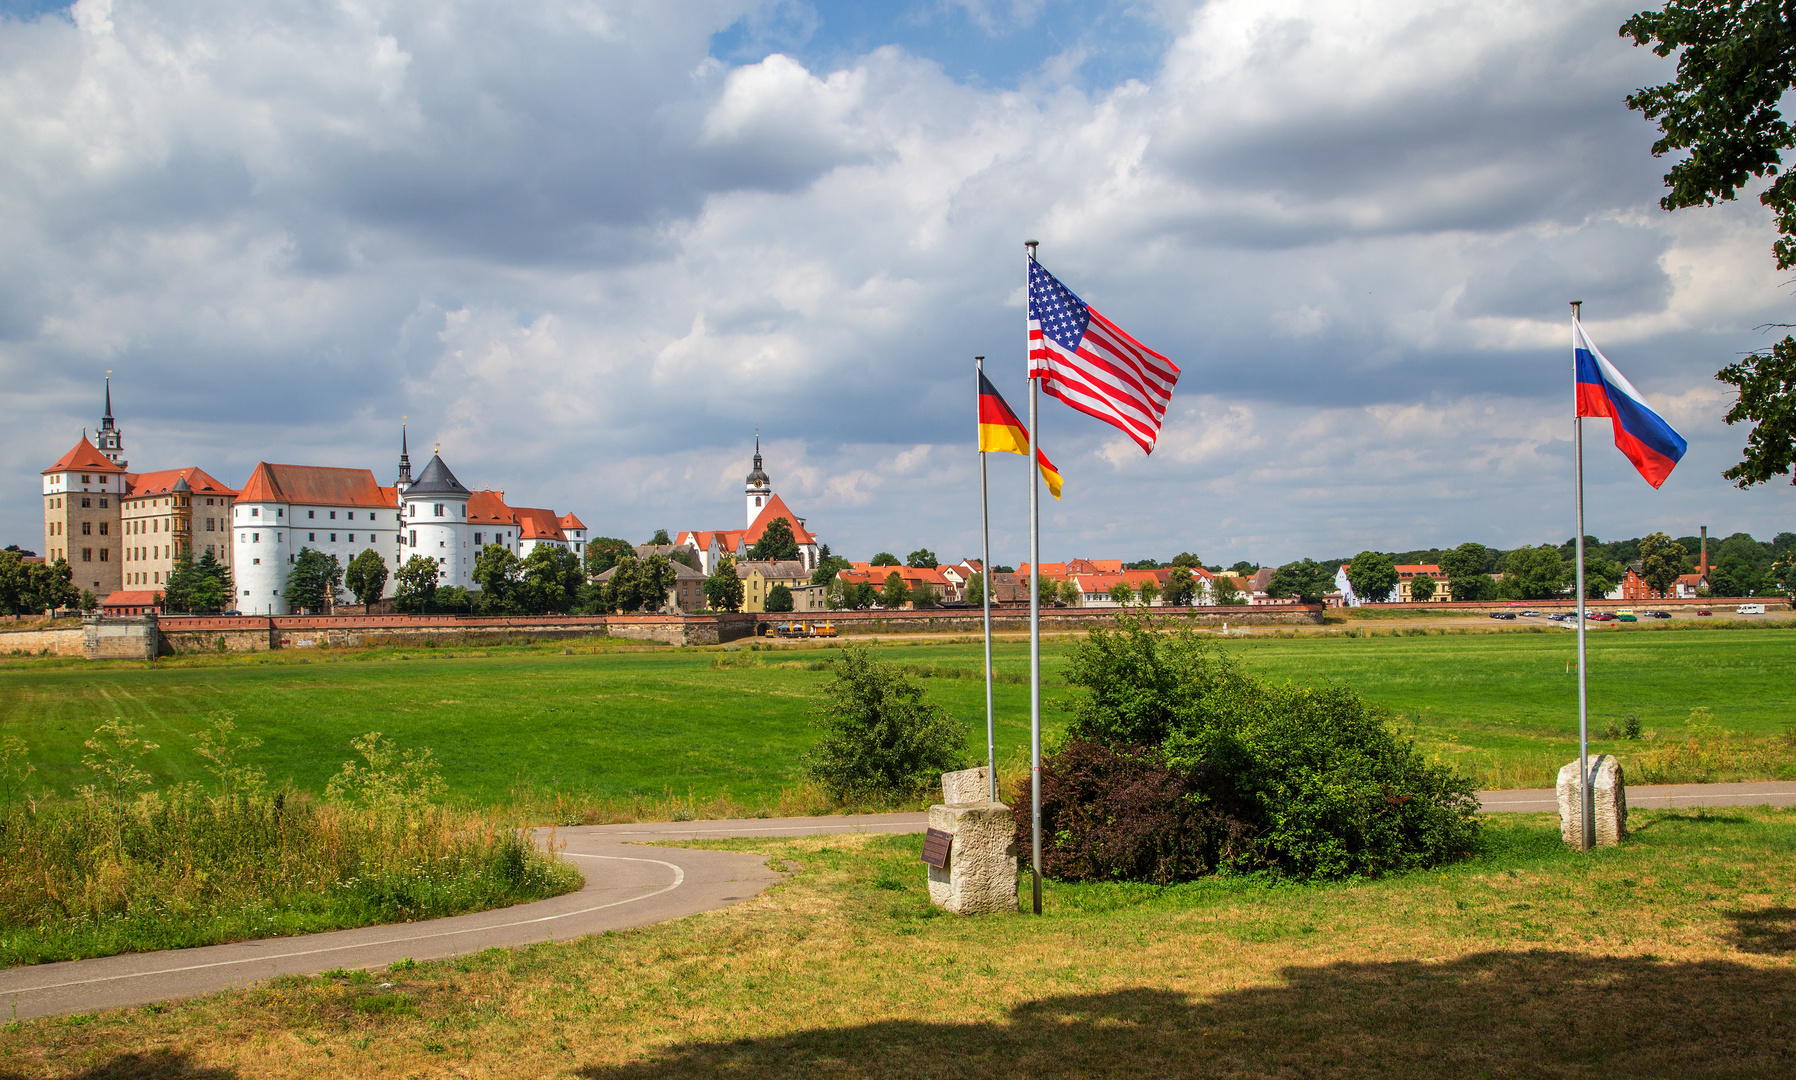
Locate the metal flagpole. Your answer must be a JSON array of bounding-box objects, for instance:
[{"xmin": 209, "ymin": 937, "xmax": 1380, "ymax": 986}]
[
  {"xmin": 1026, "ymin": 240, "xmax": 1043, "ymax": 915},
  {"xmin": 978, "ymin": 356, "xmax": 997, "ymax": 804},
  {"xmin": 1572, "ymin": 299, "xmax": 1593, "ymax": 852}
]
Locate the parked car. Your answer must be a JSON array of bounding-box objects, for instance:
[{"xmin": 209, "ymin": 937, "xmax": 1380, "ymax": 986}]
[
  {"xmin": 1696, "ymin": 609, "xmax": 1712, "ymax": 617},
  {"xmin": 1588, "ymin": 612, "xmax": 1617, "ymax": 622},
  {"xmin": 1616, "ymin": 613, "xmax": 1638, "ymax": 622},
  {"xmin": 1519, "ymin": 610, "xmax": 1542, "ymax": 617},
  {"xmin": 1737, "ymin": 603, "xmax": 1767, "ymax": 615},
  {"xmin": 221, "ymin": 610, "xmax": 242, "ymax": 617},
  {"xmin": 1489, "ymin": 612, "xmax": 1517, "ymax": 620},
  {"xmin": 1645, "ymin": 610, "xmax": 1672, "ymax": 619}
]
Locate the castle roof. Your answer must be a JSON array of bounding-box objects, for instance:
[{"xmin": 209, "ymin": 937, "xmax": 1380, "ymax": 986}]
[
  {"xmin": 237, "ymin": 462, "xmax": 392, "ymax": 508},
  {"xmin": 514, "ymin": 507, "xmax": 567, "ymax": 542},
  {"xmin": 43, "ymin": 438, "xmax": 124, "ymax": 476},
  {"xmin": 405, "ymin": 454, "xmax": 471, "ymax": 498},
  {"xmin": 467, "ymin": 490, "xmax": 517, "ymax": 526},
  {"xmin": 558, "ymin": 513, "xmax": 586, "ymax": 531},
  {"xmin": 127, "ymin": 467, "xmax": 235, "ymax": 498}
]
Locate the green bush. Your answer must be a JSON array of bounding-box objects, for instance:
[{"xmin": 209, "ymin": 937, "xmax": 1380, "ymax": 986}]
[
  {"xmin": 803, "ymin": 646, "xmax": 967, "ymax": 801},
  {"xmin": 1034, "ymin": 615, "xmax": 1481, "ymax": 882}
]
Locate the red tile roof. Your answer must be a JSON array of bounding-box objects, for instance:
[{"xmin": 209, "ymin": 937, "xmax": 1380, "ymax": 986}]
[
  {"xmin": 559, "ymin": 513, "xmax": 586, "ymax": 531},
  {"xmin": 467, "ymin": 490, "xmax": 517, "ymax": 526},
  {"xmin": 126, "ymin": 467, "xmax": 236, "ymax": 498},
  {"xmin": 43, "ymin": 439, "xmax": 125, "ymax": 475},
  {"xmin": 746, "ymin": 494, "xmax": 815, "ymax": 545},
  {"xmin": 513, "ymin": 507, "xmax": 567, "ymax": 542},
  {"xmin": 101, "ymin": 590, "xmax": 162, "ymax": 612},
  {"xmin": 237, "ymin": 463, "xmax": 393, "ymax": 508}
]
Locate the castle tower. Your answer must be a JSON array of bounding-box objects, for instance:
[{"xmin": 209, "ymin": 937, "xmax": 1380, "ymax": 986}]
[
  {"xmin": 96, "ymin": 375, "xmax": 126, "ymax": 470},
  {"xmin": 401, "ymin": 451, "xmax": 474, "ymax": 590},
  {"xmin": 395, "ymin": 423, "xmax": 414, "ymax": 494},
  {"xmin": 745, "ymin": 432, "xmax": 771, "ymax": 529}
]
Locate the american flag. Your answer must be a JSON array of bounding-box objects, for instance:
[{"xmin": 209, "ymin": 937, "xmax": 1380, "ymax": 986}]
[{"xmin": 1027, "ymin": 259, "xmax": 1179, "ymax": 453}]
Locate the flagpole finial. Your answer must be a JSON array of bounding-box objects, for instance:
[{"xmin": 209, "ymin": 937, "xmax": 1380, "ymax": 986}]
[
  {"xmin": 1570, "ymin": 300, "xmax": 1583, "ymax": 318},
  {"xmin": 1025, "ymin": 240, "xmax": 1038, "ymax": 260}
]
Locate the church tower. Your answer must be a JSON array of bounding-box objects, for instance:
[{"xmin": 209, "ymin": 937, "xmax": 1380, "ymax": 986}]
[
  {"xmin": 96, "ymin": 375, "xmax": 126, "ymax": 470},
  {"xmin": 745, "ymin": 432, "xmax": 772, "ymax": 528},
  {"xmin": 395, "ymin": 422, "xmax": 414, "ymax": 494}
]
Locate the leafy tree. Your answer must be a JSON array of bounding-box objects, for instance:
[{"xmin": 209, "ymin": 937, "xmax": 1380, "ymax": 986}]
[
  {"xmin": 1163, "ymin": 567, "xmax": 1197, "ymax": 606},
  {"xmin": 1137, "ymin": 579, "xmax": 1160, "ymax": 606},
  {"xmin": 1170, "ymin": 552, "xmax": 1204, "ymax": 568},
  {"xmin": 603, "ymin": 555, "xmax": 644, "ymax": 613},
  {"xmin": 704, "ymin": 555, "xmax": 745, "ymax": 612},
  {"xmin": 519, "ymin": 546, "xmax": 585, "ymax": 613},
  {"xmin": 911, "ymin": 582, "xmax": 940, "ymax": 608},
  {"xmin": 649, "ymin": 529, "xmax": 672, "ymax": 546},
  {"xmin": 836, "ymin": 580, "xmax": 877, "ymax": 610},
  {"xmin": 1268, "ymin": 559, "xmax": 1332, "ymax": 604},
  {"xmin": 1771, "ymin": 553, "xmax": 1796, "ymax": 598},
  {"xmin": 1440, "ymin": 543, "xmax": 1494, "ymax": 601},
  {"xmin": 1108, "ymin": 581, "xmax": 1135, "ymax": 605},
  {"xmin": 668, "ymin": 546, "xmax": 702, "ymax": 572},
  {"xmin": 1228, "ymin": 561, "xmax": 1257, "ymax": 575},
  {"xmin": 434, "ymin": 585, "xmax": 474, "ymax": 613},
  {"xmin": 1409, "ymin": 573, "xmax": 1437, "ymax": 603},
  {"xmin": 162, "ymin": 549, "xmax": 233, "ymax": 614},
  {"xmin": 1213, "ymin": 575, "xmax": 1247, "ymax": 606},
  {"xmin": 1058, "ymin": 579, "xmax": 1082, "ymax": 607},
  {"xmin": 1498, "ymin": 545, "xmax": 1568, "ymax": 601},
  {"xmin": 905, "ymin": 548, "xmax": 938, "ymax": 569},
  {"xmin": 584, "ymin": 537, "xmax": 635, "ymax": 576},
  {"xmin": 963, "ymin": 570, "xmax": 985, "ymax": 607},
  {"xmin": 992, "ymin": 564, "xmax": 1015, "ymax": 574},
  {"xmin": 0, "ymin": 550, "xmax": 25, "ymax": 615},
  {"xmin": 394, "ymin": 555, "xmax": 440, "ymax": 613},
  {"xmin": 1582, "ymin": 557, "xmax": 1625, "ymax": 600},
  {"xmin": 343, "ymin": 549, "xmax": 389, "ymax": 607},
  {"xmin": 1622, "ymin": 2, "xmax": 1796, "ymax": 484},
  {"xmin": 627, "ymin": 554, "xmax": 680, "ymax": 612},
  {"xmin": 3, "ymin": 555, "xmax": 79, "ymax": 615},
  {"xmin": 749, "ymin": 517, "xmax": 801, "ymax": 562},
  {"xmin": 811, "ymin": 544, "xmax": 851, "ymax": 586},
  {"xmin": 1638, "ymin": 531, "xmax": 1689, "ymax": 597},
  {"xmin": 282, "ymin": 548, "xmax": 342, "ymax": 614},
  {"xmin": 870, "ymin": 552, "xmax": 900, "ymax": 567},
  {"xmin": 1125, "ymin": 558, "xmax": 1164, "ymax": 570},
  {"xmin": 879, "ymin": 571, "xmax": 910, "ymax": 609},
  {"xmin": 1345, "ymin": 551, "xmax": 1399, "ymax": 603},
  {"xmin": 474, "ymin": 544, "xmax": 522, "ymax": 614},
  {"xmin": 79, "ymin": 589, "xmax": 99, "ymax": 614},
  {"xmin": 802, "ymin": 647, "xmax": 967, "ymax": 801},
  {"xmin": 765, "ymin": 583, "xmax": 795, "ymax": 612}
]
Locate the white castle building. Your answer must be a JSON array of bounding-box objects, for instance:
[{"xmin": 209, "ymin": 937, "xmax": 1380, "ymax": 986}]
[{"xmin": 231, "ymin": 430, "xmax": 588, "ymax": 614}]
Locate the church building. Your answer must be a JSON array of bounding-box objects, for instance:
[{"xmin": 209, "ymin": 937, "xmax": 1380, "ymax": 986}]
[{"xmin": 677, "ymin": 436, "xmax": 821, "ymax": 574}]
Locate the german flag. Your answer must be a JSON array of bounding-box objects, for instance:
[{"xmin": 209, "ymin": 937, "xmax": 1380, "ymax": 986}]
[{"xmin": 979, "ymin": 371, "xmax": 1062, "ymax": 499}]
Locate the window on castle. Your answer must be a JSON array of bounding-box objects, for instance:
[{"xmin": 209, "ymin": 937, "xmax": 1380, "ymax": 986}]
[
  {"xmin": 308, "ymin": 510, "xmax": 314, "ymax": 519},
  {"xmin": 409, "ymin": 530, "xmax": 417, "ymax": 546},
  {"xmin": 330, "ymin": 511, "xmax": 336, "ymax": 520},
  {"xmin": 349, "ymin": 534, "xmax": 355, "ymax": 543},
  {"xmin": 206, "ymin": 519, "xmax": 213, "ymax": 531},
  {"xmin": 434, "ymin": 504, "xmax": 444, "ymax": 517},
  {"xmin": 330, "ymin": 534, "xmax": 337, "ymax": 543},
  {"xmin": 474, "ymin": 533, "xmax": 483, "ymax": 546},
  {"xmin": 309, "ymin": 533, "xmax": 315, "ymax": 541},
  {"xmin": 99, "ymin": 498, "xmax": 107, "ymax": 508},
  {"xmin": 251, "ymin": 508, "xmax": 259, "ymax": 517},
  {"xmin": 81, "ymin": 522, "xmax": 91, "ymax": 535},
  {"xmin": 100, "ymin": 549, "xmax": 108, "ymax": 562},
  {"xmin": 81, "ymin": 474, "xmax": 90, "ymax": 484},
  {"xmin": 82, "ymin": 549, "xmax": 91, "ymax": 562},
  {"xmin": 81, "ymin": 497, "xmax": 91, "ymax": 508}
]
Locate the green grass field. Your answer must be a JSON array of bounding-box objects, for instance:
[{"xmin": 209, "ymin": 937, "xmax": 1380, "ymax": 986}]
[{"xmin": 1, "ymin": 626, "xmax": 1791, "ymax": 808}]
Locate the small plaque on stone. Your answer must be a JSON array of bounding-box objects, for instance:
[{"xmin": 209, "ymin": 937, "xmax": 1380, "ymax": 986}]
[{"xmin": 920, "ymin": 827, "xmax": 952, "ymax": 869}]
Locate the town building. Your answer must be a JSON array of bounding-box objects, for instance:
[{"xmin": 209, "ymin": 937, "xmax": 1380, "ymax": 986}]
[
  {"xmin": 738, "ymin": 559, "xmax": 819, "ymax": 612},
  {"xmin": 121, "ymin": 468, "xmax": 237, "ymax": 590}
]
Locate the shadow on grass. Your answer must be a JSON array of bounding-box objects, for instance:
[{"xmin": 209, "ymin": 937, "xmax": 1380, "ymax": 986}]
[
  {"xmin": 1726, "ymin": 907, "xmax": 1796, "ymax": 954},
  {"xmin": 0, "ymin": 1049, "xmax": 238, "ymax": 1079},
  {"xmin": 577, "ymin": 951, "xmax": 1795, "ymax": 1079}
]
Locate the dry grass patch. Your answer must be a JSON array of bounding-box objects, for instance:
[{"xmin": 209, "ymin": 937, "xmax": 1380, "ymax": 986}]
[{"xmin": 3, "ymin": 808, "xmax": 1795, "ymax": 1078}]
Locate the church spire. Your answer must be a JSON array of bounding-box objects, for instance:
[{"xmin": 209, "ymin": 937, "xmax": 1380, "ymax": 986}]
[
  {"xmin": 745, "ymin": 429, "xmax": 772, "ymax": 528},
  {"xmin": 396, "ymin": 420, "xmax": 414, "ymax": 492},
  {"xmin": 95, "ymin": 372, "xmax": 125, "ymax": 468}
]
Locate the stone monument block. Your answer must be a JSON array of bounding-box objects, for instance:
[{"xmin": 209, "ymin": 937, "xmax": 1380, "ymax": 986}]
[
  {"xmin": 1557, "ymin": 754, "xmax": 1627, "ymax": 847},
  {"xmin": 925, "ymin": 801, "xmax": 1017, "ymax": 914},
  {"xmin": 941, "ymin": 766, "xmax": 993, "ymax": 806}
]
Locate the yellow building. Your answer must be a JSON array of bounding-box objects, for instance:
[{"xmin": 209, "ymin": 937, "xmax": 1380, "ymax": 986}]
[{"xmin": 736, "ymin": 559, "xmax": 817, "ymax": 613}]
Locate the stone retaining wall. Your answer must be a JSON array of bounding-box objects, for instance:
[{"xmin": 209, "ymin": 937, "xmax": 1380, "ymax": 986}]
[
  {"xmin": 0, "ymin": 627, "xmax": 85, "ymax": 657},
  {"xmin": 772, "ymin": 605, "xmax": 1326, "ymax": 636}
]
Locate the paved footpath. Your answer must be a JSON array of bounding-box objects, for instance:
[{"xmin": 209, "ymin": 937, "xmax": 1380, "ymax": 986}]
[{"xmin": 7, "ymin": 785, "xmax": 1795, "ymax": 1022}]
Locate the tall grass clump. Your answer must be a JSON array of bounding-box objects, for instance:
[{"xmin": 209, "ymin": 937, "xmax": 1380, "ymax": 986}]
[
  {"xmin": 0, "ymin": 719, "xmax": 580, "ymax": 967},
  {"xmin": 1020, "ymin": 615, "xmax": 1481, "ymax": 884}
]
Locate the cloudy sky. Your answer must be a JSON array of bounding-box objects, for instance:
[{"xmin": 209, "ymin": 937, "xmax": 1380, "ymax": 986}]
[{"xmin": 2, "ymin": 0, "xmax": 1790, "ymax": 567}]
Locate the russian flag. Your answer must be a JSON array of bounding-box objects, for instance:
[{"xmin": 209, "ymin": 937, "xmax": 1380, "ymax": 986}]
[{"xmin": 1574, "ymin": 320, "xmax": 1687, "ymax": 488}]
